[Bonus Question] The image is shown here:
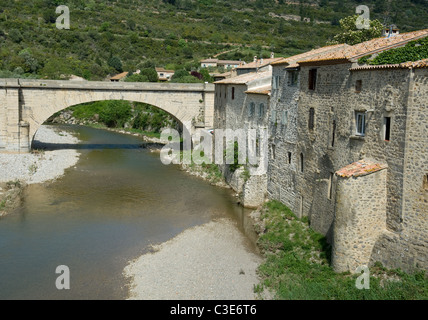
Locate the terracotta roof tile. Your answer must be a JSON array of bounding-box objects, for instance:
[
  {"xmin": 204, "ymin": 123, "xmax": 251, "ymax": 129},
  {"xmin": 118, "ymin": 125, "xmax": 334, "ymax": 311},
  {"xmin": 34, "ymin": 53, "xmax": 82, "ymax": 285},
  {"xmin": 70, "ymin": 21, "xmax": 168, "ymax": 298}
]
[
  {"xmin": 350, "ymin": 58, "xmax": 428, "ymax": 71},
  {"xmin": 336, "ymin": 160, "xmax": 387, "ymax": 178},
  {"xmin": 110, "ymin": 72, "xmax": 129, "ymax": 80},
  {"xmin": 214, "ymin": 70, "xmax": 271, "ymax": 84},
  {"xmin": 245, "ymin": 85, "xmax": 271, "ymax": 95},
  {"xmin": 236, "ymin": 58, "xmax": 283, "ymax": 69},
  {"xmin": 300, "ymin": 29, "xmax": 428, "ymax": 64},
  {"xmin": 271, "ymin": 44, "xmax": 348, "ymax": 66}
]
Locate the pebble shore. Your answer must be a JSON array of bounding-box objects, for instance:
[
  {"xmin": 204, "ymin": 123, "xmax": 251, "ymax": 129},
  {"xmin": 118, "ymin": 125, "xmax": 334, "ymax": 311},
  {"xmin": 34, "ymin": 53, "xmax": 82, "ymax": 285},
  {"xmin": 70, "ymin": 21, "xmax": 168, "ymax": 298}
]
[
  {"xmin": 124, "ymin": 218, "xmax": 263, "ymax": 300},
  {"xmin": 0, "ymin": 125, "xmax": 80, "ymax": 185}
]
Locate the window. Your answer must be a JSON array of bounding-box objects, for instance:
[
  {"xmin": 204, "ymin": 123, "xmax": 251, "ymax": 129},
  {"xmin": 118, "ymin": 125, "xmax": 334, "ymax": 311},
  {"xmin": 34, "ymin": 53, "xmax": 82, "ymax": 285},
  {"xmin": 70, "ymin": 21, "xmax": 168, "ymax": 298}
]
[
  {"xmin": 288, "ymin": 152, "xmax": 292, "ymax": 164},
  {"xmin": 355, "ymin": 112, "xmax": 366, "ymax": 136},
  {"xmin": 248, "ymin": 102, "xmax": 255, "ymax": 117},
  {"xmin": 258, "ymin": 103, "xmax": 265, "ymax": 118},
  {"xmin": 308, "ymin": 69, "xmax": 317, "ymax": 90},
  {"xmin": 232, "ymin": 87, "xmax": 235, "ymax": 100},
  {"xmin": 273, "ymin": 76, "xmax": 280, "ymax": 90},
  {"xmin": 356, "ymin": 80, "xmax": 362, "ymax": 93},
  {"xmin": 331, "ymin": 120, "xmax": 336, "ymax": 147},
  {"xmin": 424, "ymin": 174, "xmax": 428, "ymax": 190},
  {"xmin": 300, "ymin": 153, "xmax": 304, "ymax": 173},
  {"xmin": 271, "ymin": 109, "xmax": 277, "ymax": 123},
  {"xmin": 384, "ymin": 117, "xmax": 391, "ymax": 141},
  {"xmin": 282, "ymin": 110, "xmax": 288, "ymax": 126},
  {"xmin": 288, "ymin": 70, "xmax": 299, "ymax": 86},
  {"xmin": 309, "ymin": 108, "xmax": 315, "ymax": 130},
  {"xmin": 271, "ymin": 144, "xmax": 276, "ymax": 160}
]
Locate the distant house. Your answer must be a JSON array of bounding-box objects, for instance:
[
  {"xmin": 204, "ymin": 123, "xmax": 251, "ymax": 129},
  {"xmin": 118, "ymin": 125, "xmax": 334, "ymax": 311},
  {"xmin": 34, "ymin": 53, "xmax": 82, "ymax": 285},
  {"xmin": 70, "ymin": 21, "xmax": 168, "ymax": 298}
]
[
  {"xmin": 210, "ymin": 70, "xmax": 236, "ymax": 82},
  {"xmin": 236, "ymin": 53, "xmax": 282, "ymax": 76},
  {"xmin": 200, "ymin": 58, "xmax": 243, "ymax": 69},
  {"xmin": 383, "ymin": 24, "xmax": 400, "ymax": 38},
  {"xmin": 156, "ymin": 68, "xmax": 175, "ymax": 82},
  {"xmin": 110, "ymin": 72, "xmax": 129, "ymax": 82}
]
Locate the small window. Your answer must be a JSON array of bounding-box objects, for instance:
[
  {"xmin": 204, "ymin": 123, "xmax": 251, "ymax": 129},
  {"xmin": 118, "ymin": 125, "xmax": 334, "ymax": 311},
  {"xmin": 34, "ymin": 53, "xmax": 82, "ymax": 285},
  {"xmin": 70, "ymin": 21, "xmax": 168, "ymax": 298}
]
[
  {"xmin": 282, "ymin": 110, "xmax": 288, "ymax": 126},
  {"xmin": 309, "ymin": 108, "xmax": 315, "ymax": 130},
  {"xmin": 331, "ymin": 120, "xmax": 336, "ymax": 147},
  {"xmin": 356, "ymin": 80, "xmax": 362, "ymax": 93},
  {"xmin": 273, "ymin": 76, "xmax": 280, "ymax": 90},
  {"xmin": 271, "ymin": 144, "xmax": 276, "ymax": 160},
  {"xmin": 258, "ymin": 103, "xmax": 265, "ymax": 118},
  {"xmin": 288, "ymin": 70, "xmax": 299, "ymax": 86},
  {"xmin": 300, "ymin": 153, "xmax": 304, "ymax": 173},
  {"xmin": 248, "ymin": 102, "xmax": 255, "ymax": 117},
  {"xmin": 308, "ymin": 69, "xmax": 317, "ymax": 90},
  {"xmin": 288, "ymin": 152, "xmax": 292, "ymax": 164},
  {"xmin": 355, "ymin": 112, "xmax": 366, "ymax": 136},
  {"xmin": 424, "ymin": 174, "xmax": 428, "ymax": 190},
  {"xmin": 384, "ymin": 117, "xmax": 391, "ymax": 141},
  {"xmin": 232, "ymin": 87, "xmax": 235, "ymax": 100},
  {"xmin": 271, "ymin": 109, "xmax": 277, "ymax": 123}
]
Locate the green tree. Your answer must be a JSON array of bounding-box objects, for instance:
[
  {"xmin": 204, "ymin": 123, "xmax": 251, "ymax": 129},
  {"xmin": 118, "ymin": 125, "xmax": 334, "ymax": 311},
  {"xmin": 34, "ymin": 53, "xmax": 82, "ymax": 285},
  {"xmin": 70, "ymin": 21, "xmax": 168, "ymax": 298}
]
[
  {"xmin": 108, "ymin": 56, "xmax": 123, "ymax": 73},
  {"xmin": 99, "ymin": 101, "xmax": 132, "ymax": 128},
  {"xmin": 328, "ymin": 15, "xmax": 383, "ymax": 45}
]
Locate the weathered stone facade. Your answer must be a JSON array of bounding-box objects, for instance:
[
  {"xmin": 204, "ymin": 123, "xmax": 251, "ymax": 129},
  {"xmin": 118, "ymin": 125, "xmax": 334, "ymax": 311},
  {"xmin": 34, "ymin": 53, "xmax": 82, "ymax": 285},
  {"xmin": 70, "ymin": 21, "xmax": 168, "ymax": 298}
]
[
  {"xmin": 214, "ymin": 72, "xmax": 271, "ymax": 208},
  {"xmin": 290, "ymin": 62, "xmax": 427, "ymax": 272},
  {"xmin": 215, "ymin": 30, "xmax": 428, "ymax": 273}
]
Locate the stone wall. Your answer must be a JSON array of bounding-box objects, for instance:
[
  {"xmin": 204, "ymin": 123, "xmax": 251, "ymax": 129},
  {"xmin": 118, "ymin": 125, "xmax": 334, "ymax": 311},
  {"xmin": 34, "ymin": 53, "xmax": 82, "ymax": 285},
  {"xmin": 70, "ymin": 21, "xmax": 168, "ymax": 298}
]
[
  {"xmin": 268, "ymin": 65, "xmax": 301, "ymax": 214},
  {"xmin": 370, "ymin": 68, "xmax": 428, "ymax": 272},
  {"xmin": 332, "ymin": 167, "xmax": 388, "ymax": 273},
  {"xmin": 293, "ymin": 63, "xmax": 427, "ymax": 272},
  {"xmin": 213, "ymin": 80, "xmax": 270, "ymax": 208}
]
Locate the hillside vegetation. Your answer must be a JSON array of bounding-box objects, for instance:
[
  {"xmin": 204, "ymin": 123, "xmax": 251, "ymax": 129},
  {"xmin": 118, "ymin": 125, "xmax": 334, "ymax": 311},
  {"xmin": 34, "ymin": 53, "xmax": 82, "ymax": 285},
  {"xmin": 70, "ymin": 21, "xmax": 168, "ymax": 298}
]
[{"xmin": 0, "ymin": 0, "xmax": 427, "ymax": 80}]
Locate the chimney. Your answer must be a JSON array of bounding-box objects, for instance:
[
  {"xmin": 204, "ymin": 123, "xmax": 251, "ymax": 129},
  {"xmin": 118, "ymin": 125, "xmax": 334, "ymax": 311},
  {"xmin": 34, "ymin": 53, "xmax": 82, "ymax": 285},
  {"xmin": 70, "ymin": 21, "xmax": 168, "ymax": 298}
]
[{"xmin": 271, "ymin": 52, "xmax": 275, "ymax": 59}]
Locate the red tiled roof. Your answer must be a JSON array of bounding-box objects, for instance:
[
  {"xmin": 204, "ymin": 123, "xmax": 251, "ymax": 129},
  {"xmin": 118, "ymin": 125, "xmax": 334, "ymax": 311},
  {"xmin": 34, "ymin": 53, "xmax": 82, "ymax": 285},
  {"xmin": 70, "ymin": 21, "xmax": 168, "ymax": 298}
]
[
  {"xmin": 237, "ymin": 58, "xmax": 283, "ymax": 69},
  {"xmin": 110, "ymin": 72, "xmax": 129, "ymax": 80},
  {"xmin": 214, "ymin": 70, "xmax": 271, "ymax": 84},
  {"xmin": 350, "ymin": 58, "xmax": 428, "ymax": 71},
  {"xmin": 271, "ymin": 44, "xmax": 348, "ymax": 66},
  {"xmin": 245, "ymin": 85, "xmax": 271, "ymax": 95},
  {"xmin": 299, "ymin": 29, "xmax": 428, "ymax": 65},
  {"xmin": 336, "ymin": 160, "xmax": 387, "ymax": 178}
]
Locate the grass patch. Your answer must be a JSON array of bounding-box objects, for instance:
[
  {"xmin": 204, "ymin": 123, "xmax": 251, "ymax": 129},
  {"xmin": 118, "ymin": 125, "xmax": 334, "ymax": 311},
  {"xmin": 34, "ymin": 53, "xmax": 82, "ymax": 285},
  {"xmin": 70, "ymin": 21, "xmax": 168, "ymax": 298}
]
[{"xmin": 255, "ymin": 200, "xmax": 428, "ymax": 300}]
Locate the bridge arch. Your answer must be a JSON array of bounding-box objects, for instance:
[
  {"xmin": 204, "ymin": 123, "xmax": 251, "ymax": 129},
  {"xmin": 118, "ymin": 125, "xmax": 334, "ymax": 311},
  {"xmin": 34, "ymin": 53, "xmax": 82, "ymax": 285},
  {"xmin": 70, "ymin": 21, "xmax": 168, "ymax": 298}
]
[{"xmin": 0, "ymin": 79, "xmax": 214, "ymax": 152}]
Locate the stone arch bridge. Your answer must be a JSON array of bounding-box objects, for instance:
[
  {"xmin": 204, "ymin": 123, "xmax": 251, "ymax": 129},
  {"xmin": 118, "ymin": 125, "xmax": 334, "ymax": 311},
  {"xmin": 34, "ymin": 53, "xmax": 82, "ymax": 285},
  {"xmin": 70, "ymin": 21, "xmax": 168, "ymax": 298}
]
[{"xmin": 0, "ymin": 79, "xmax": 215, "ymax": 153}]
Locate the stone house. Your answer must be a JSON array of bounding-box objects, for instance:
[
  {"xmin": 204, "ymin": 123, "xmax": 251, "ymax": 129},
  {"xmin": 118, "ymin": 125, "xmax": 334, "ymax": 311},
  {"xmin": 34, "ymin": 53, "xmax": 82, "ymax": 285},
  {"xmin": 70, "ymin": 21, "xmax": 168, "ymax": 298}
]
[
  {"xmin": 236, "ymin": 54, "xmax": 283, "ymax": 76},
  {"xmin": 214, "ymin": 71, "xmax": 272, "ymax": 208},
  {"xmin": 267, "ymin": 29, "xmax": 428, "ymax": 273},
  {"xmin": 155, "ymin": 68, "xmax": 175, "ymax": 81},
  {"xmin": 109, "ymin": 71, "xmax": 129, "ymax": 82},
  {"xmin": 200, "ymin": 59, "xmax": 243, "ymax": 69}
]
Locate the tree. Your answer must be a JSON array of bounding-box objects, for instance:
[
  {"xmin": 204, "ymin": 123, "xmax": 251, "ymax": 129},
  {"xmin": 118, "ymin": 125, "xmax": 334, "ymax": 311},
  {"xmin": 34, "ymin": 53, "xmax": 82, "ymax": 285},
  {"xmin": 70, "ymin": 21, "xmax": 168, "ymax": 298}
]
[
  {"xmin": 108, "ymin": 56, "xmax": 123, "ymax": 72},
  {"xmin": 328, "ymin": 15, "xmax": 384, "ymax": 45},
  {"xmin": 99, "ymin": 101, "xmax": 132, "ymax": 128}
]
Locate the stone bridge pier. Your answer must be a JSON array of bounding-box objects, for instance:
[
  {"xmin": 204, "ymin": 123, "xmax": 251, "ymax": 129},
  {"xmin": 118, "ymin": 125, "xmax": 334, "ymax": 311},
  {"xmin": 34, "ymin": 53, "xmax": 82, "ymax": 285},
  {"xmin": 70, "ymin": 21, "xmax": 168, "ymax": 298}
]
[{"xmin": 0, "ymin": 79, "xmax": 214, "ymax": 153}]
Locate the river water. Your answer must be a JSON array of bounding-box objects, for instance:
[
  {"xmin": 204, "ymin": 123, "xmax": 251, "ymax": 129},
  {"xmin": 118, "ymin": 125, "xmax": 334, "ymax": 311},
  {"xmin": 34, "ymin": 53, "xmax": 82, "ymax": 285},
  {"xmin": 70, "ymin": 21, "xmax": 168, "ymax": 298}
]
[{"xmin": 0, "ymin": 125, "xmax": 257, "ymax": 300}]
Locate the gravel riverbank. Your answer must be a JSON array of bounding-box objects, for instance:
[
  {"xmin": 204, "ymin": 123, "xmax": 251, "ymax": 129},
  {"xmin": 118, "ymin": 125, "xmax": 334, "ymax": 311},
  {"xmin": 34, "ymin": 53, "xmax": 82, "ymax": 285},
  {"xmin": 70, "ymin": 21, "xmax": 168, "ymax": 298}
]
[
  {"xmin": 124, "ymin": 218, "xmax": 263, "ymax": 300},
  {"xmin": 0, "ymin": 125, "xmax": 80, "ymax": 185}
]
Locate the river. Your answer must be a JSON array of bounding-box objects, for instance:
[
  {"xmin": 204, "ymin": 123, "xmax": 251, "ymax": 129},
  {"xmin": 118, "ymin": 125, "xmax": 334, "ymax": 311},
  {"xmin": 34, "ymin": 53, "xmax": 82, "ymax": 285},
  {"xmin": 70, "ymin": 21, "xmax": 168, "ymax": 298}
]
[{"xmin": 0, "ymin": 125, "xmax": 258, "ymax": 300}]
